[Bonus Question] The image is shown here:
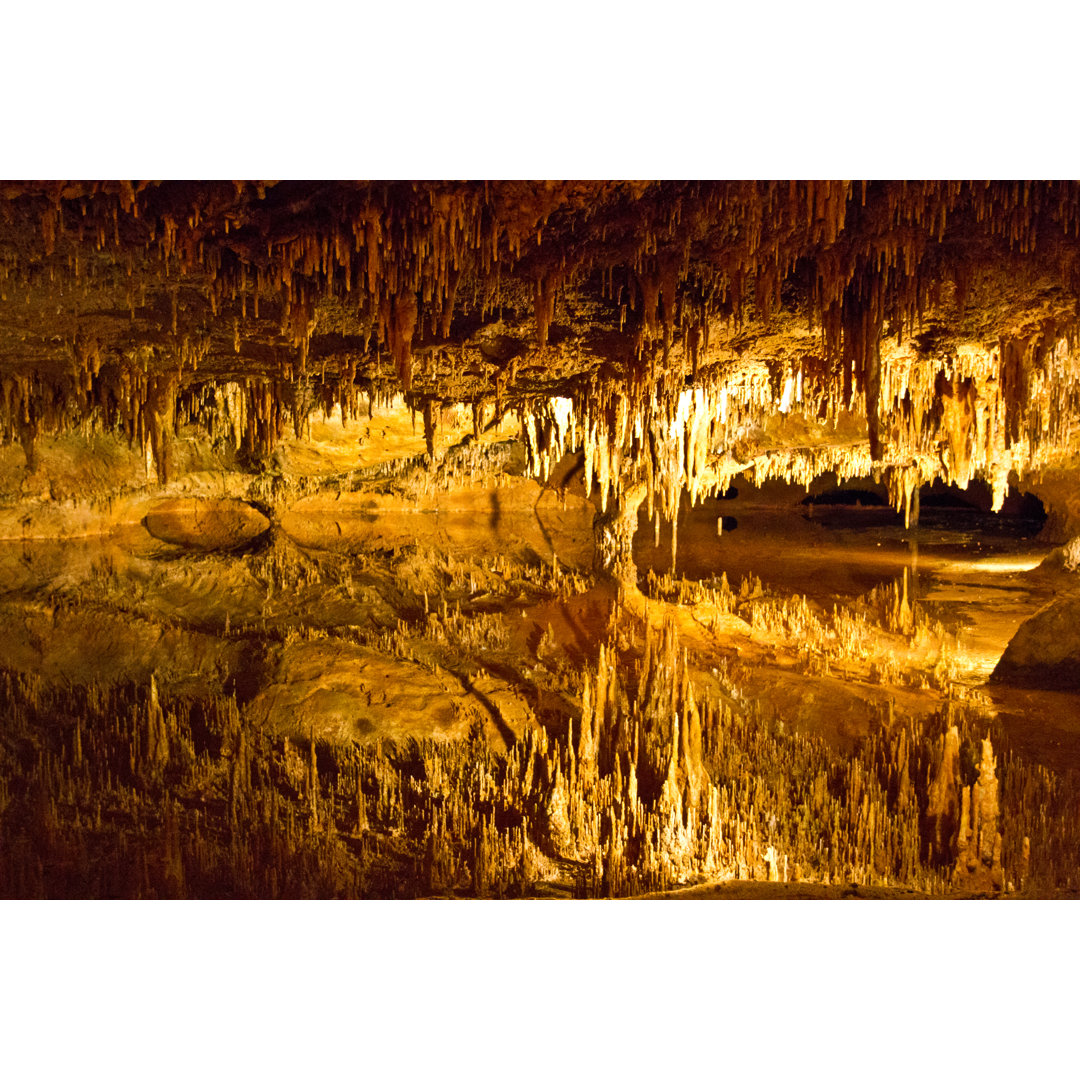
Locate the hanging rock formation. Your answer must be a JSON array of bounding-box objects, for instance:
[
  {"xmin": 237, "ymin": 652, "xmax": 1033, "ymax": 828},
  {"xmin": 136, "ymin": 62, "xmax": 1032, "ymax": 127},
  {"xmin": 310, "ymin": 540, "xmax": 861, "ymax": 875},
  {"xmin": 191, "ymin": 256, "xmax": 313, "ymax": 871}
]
[{"xmin": 3, "ymin": 181, "xmax": 1080, "ymax": 533}]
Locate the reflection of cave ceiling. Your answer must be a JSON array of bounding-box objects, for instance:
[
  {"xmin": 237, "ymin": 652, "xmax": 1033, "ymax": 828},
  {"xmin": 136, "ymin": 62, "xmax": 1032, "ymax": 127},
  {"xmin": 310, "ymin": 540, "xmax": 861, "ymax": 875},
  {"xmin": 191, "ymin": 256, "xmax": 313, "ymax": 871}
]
[{"xmin": 3, "ymin": 181, "xmax": 1080, "ymax": 522}]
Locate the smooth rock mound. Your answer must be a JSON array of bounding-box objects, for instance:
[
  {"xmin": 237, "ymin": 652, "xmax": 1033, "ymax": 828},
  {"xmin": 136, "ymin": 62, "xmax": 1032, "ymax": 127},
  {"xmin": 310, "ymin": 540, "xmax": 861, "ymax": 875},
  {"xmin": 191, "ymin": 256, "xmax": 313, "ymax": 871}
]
[
  {"xmin": 992, "ymin": 597, "xmax": 1080, "ymax": 689},
  {"xmin": 143, "ymin": 498, "xmax": 269, "ymax": 550}
]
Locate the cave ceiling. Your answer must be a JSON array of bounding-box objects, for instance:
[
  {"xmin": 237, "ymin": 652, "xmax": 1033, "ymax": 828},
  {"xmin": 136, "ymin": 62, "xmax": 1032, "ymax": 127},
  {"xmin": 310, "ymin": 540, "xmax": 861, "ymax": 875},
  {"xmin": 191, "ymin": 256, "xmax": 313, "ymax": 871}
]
[{"xmin": 4, "ymin": 180, "xmax": 1080, "ymax": 523}]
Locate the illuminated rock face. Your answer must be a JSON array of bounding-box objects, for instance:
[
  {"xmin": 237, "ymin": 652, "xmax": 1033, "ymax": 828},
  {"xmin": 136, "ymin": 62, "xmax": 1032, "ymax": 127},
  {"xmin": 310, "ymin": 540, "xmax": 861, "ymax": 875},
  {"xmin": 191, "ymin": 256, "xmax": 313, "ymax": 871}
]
[
  {"xmin": 3, "ymin": 181, "xmax": 1080, "ymax": 518},
  {"xmin": 2, "ymin": 180, "xmax": 1080, "ymax": 898},
  {"xmin": 993, "ymin": 597, "xmax": 1080, "ymax": 689}
]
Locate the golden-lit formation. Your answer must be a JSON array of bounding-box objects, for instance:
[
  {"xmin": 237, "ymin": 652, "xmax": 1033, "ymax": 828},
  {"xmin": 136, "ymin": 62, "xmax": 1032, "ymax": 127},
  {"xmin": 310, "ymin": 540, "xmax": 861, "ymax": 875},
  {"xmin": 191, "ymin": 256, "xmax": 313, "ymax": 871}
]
[{"xmin": 2, "ymin": 181, "xmax": 1080, "ymax": 898}]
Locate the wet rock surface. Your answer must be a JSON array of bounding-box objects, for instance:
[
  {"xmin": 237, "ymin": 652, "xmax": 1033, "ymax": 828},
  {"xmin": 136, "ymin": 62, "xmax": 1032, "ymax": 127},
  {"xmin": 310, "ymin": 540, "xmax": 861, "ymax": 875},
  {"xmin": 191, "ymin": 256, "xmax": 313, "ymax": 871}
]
[{"xmin": 992, "ymin": 596, "xmax": 1080, "ymax": 690}]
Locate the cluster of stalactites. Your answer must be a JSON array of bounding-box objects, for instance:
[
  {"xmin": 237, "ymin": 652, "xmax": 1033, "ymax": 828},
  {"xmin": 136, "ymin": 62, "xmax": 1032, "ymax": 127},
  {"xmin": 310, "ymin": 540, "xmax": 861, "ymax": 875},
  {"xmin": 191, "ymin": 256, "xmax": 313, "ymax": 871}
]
[
  {"xmin": 11, "ymin": 181, "xmax": 592, "ymax": 396},
  {"xmin": 8, "ymin": 182, "xmax": 1080, "ymax": 514},
  {"xmin": 1, "ymin": 315, "xmax": 429, "ymax": 479},
  {"xmin": 18, "ymin": 181, "xmax": 1080, "ymax": 404},
  {"xmin": 0, "ymin": 352, "xmax": 181, "ymax": 482},
  {"xmin": 521, "ymin": 356, "xmax": 792, "ymax": 535},
  {"xmin": 874, "ymin": 321, "xmax": 1080, "ymax": 512},
  {"xmin": 177, "ymin": 381, "xmax": 282, "ymax": 460},
  {"xmin": 176, "ymin": 374, "xmax": 394, "ymax": 462},
  {"xmin": 518, "ymin": 326, "xmax": 1080, "ymax": 540},
  {"xmin": 1, "ymin": 363, "xmax": 287, "ymax": 484}
]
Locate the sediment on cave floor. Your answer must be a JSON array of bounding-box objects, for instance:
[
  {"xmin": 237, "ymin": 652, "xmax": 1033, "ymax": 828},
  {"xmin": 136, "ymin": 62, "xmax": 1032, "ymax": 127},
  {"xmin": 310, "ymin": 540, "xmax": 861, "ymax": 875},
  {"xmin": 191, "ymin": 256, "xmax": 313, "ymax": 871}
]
[{"xmin": 3, "ymin": 181, "xmax": 1080, "ymax": 898}]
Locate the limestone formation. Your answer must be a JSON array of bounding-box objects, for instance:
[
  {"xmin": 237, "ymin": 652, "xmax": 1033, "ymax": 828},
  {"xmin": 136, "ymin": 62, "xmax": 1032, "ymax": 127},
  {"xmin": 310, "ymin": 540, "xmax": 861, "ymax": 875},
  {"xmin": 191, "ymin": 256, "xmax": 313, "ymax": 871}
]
[
  {"xmin": 992, "ymin": 597, "xmax": 1080, "ymax": 689},
  {"xmin": 2, "ymin": 181, "xmax": 1080, "ymax": 898}
]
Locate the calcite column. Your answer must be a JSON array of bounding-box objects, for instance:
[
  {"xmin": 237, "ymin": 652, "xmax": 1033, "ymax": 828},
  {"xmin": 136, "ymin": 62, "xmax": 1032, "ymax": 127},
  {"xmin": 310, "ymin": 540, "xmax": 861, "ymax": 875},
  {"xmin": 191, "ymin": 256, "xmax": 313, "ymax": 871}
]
[
  {"xmin": 14, "ymin": 407, "xmax": 39, "ymax": 472},
  {"xmin": 145, "ymin": 373, "xmax": 178, "ymax": 484},
  {"xmin": 592, "ymin": 480, "xmax": 646, "ymax": 585}
]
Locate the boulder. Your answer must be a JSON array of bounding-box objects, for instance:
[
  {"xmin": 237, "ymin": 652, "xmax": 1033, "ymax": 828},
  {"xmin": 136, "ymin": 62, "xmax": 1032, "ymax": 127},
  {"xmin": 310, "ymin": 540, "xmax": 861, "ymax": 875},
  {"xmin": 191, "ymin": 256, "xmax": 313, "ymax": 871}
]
[
  {"xmin": 992, "ymin": 596, "xmax": 1080, "ymax": 689},
  {"xmin": 143, "ymin": 498, "xmax": 269, "ymax": 550}
]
